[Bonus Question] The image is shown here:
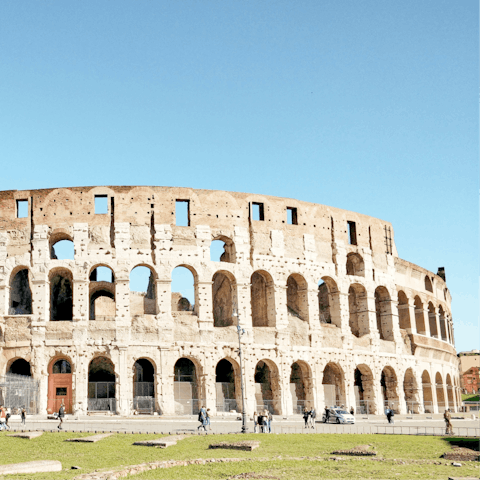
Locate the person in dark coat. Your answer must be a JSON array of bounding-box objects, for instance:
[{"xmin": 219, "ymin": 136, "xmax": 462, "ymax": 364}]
[
  {"xmin": 303, "ymin": 408, "xmax": 310, "ymax": 428},
  {"xmin": 58, "ymin": 401, "xmax": 65, "ymax": 430}
]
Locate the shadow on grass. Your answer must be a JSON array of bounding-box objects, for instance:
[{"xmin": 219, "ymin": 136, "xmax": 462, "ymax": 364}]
[{"xmin": 441, "ymin": 437, "xmax": 479, "ymax": 451}]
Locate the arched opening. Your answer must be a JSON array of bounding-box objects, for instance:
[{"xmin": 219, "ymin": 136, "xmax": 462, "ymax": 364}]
[
  {"xmin": 88, "ymin": 357, "xmax": 116, "ymax": 412},
  {"xmin": 254, "ymin": 360, "xmax": 281, "ymax": 414},
  {"xmin": 397, "ymin": 291, "xmax": 411, "ymax": 330},
  {"xmin": 133, "ymin": 359, "xmax": 155, "ymax": 414},
  {"xmin": 130, "ymin": 266, "xmax": 157, "ymax": 316},
  {"xmin": 215, "ymin": 359, "xmax": 239, "ymax": 412},
  {"xmin": 439, "ymin": 306, "xmax": 447, "ymax": 341},
  {"xmin": 446, "ymin": 374, "xmax": 454, "ymax": 409},
  {"xmin": 428, "ymin": 302, "xmax": 438, "ymax": 338},
  {"xmin": 174, "ymin": 358, "xmax": 201, "ymax": 415},
  {"xmin": 50, "ymin": 268, "xmax": 73, "ymax": 321},
  {"xmin": 435, "ymin": 372, "xmax": 445, "ymax": 411},
  {"xmin": 346, "ymin": 253, "xmax": 365, "ymax": 277},
  {"xmin": 9, "ymin": 268, "xmax": 32, "ymax": 315},
  {"xmin": 318, "ymin": 281, "xmax": 331, "ymax": 324},
  {"xmin": 422, "ymin": 370, "xmax": 433, "ymax": 413},
  {"xmin": 354, "ymin": 365, "xmax": 375, "ymax": 414},
  {"xmin": 286, "ymin": 274, "xmax": 308, "ymax": 321},
  {"xmin": 349, "ymin": 284, "xmax": 369, "ymax": 337},
  {"xmin": 48, "ymin": 358, "xmax": 73, "ymax": 414},
  {"xmin": 380, "ymin": 366, "xmax": 399, "ymax": 412},
  {"xmin": 51, "ymin": 239, "xmax": 74, "ymax": 260},
  {"xmin": 251, "ymin": 271, "xmax": 275, "ymax": 327},
  {"xmin": 212, "ymin": 271, "xmax": 237, "ymax": 327},
  {"xmin": 8, "ymin": 358, "xmax": 31, "ymax": 376},
  {"xmin": 89, "ymin": 266, "xmax": 115, "ymax": 321},
  {"xmin": 210, "ymin": 237, "xmax": 236, "ymax": 263},
  {"xmin": 414, "ymin": 297, "xmax": 426, "ymax": 335},
  {"xmin": 290, "ymin": 361, "xmax": 313, "ymax": 414},
  {"xmin": 171, "ymin": 266, "xmax": 196, "ymax": 313},
  {"xmin": 403, "ymin": 368, "xmax": 420, "ymax": 414},
  {"xmin": 375, "ymin": 287, "xmax": 394, "ymax": 341},
  {"xmin": 424, "ymin": 276, "xmax": 433, "ymax": 292},
  {"xmin": 322, "ymin": 363, "xmax": 345, "ymax": 409}
]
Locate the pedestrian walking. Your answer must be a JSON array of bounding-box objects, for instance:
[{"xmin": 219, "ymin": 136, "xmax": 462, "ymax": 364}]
[
  {"xmin": 267, "ymin": 410, "xmax": 273, "ymax": 433},
  {"xmin": 350, "ymin": 406, "xmax": 355, "ymax": 416},
  {"xmin": 197, "ymin": 406, "xmax": 207, "ymax": 432},
  {"xmin": 206, "ymin": 408, "xmax": 211, "ymax": 430},
  {"xmin": 324, "ymin": 406, "xmax": 330, "ymax": 423},
  {"xmin": 0, "ymin": 405, "xmax": 6, "ymax": 431},
  {"xmin": 257, "ymin": 412, "xmax": 264, "ymax": 433},
  {"xmin": 385, "ymin": 406, "xmax": 391, "ymax": 423},
  {"xmin": 309, "ymin": 407, "xmax": 316, "ymax": 428},
  {"xmin": 303, "ymin": 408, "xmax": 310, "ymax": 428},
  {"xmin": 444, "ymin": 409, "xmax": 453, "ymax": 435},
  {"xmin": 21, "ymin": 408, "xmax": 26, "ymax": 427},
  {"xmin": 388, "ymin": 405, "xmax": 395, "ymax": 424},
  {"xmin": 253, "ymin": 411, "xmax": 258, "ymax": 433},
  {"xmin": 263, "ymin": 409, "xmax": 270, "ymax": 433},
  {"xmin": 5, "ymin": 408, "xmax": 11, "ymax": 430},
  {"xmin": 57, "ymin": 401, "xmax": 65, "ymax": 430}
]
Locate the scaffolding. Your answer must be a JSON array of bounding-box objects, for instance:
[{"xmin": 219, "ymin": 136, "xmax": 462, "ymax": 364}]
[{"xmin": 0, "ymin": 373, "xmax": 39, "ymax": 414}]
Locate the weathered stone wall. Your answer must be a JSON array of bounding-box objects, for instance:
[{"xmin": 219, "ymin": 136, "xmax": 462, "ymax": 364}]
[{"xmin": 0, "ymin": 186, "xmax": 461, "ymax": 416}]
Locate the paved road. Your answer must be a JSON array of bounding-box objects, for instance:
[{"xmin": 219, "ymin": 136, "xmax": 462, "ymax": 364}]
[{"xmin": 4, "ymin": 414, "xmax": 479, "ymax": 437}]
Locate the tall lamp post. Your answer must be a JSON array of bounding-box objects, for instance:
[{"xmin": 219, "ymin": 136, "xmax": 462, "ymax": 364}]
[{"xmin": 233, "ymin": 307, "xmax": 248, "ymax": 433}]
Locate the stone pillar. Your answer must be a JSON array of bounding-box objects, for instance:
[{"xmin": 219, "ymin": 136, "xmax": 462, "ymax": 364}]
[
  {"xmin": 235, "ymin": 281, "xmax": 252, "ymax": 328},
  {"xmin": 72, "ymin": 279, "xmax": 88, "ymax": 322},
  {"xmin": 434, "ymin": 309, "xmax": 442, "ymax": 340},
  {"xmin": 430, "ymin": 378, "xmax": 438, "ymax": 414},
  {"xmin": 115, "ymin": 279, "xmax": 130, "ymax": 322},
  {"xmin": 274, "ymin": 285, "xmax": 288, "ymax": 330},
  {"xmin": 74, "ymin": 349, "xmax": 89, "ymax": 415},
  {"xmin": 116, "ymin": 347, "xmax": 130, "ymax": 415},
  {"xmin": 364, "ymin": 294, "xmax": 379, "ymax": 339},
  {"xmin": 196, "ymin": 280, "xmax": 214, "ymax": 343},
  {"xmin": 344, "ymin": 366, "xmax": 356, "ymax": 414},
  {"xmin": 406, "ymin": 301, "xmax": 417, "ymax": 334},
  {"xmin": 421, "ymin": 308, "xmax": 431, "ymax": 337},
  {"xmin": 306, "ymin": 284, "xmax": 319, "ymax": 328},
  {"xmin": 31, "ymin": 275, "xmax": 49, "ymax": 322},
  {"xmin": 0, "ymin": 285, "xmax": 8, "ymax": 315},
  {"xmin": 31, "ymin": 346, "xmax": 48, "ymax": 415},
  {"xmin": 243, "ymin": 356, "xmax": 257, "ymax": 415},
  {"xmin": 157, "ymin": 347, "xmax": 175, "ymax": 415}
]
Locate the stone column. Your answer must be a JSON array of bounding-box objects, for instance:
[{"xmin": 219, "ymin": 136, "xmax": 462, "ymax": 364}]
[
  {"xmin": 157, "ymin": 347, "xmax": 175, "ymax": 415},
  {"xmin": 74, "ymin": 349, "xmax": 89, "ymax": 415},
  {"xmin": 31, "ymin": 275, "xmax": 49, "ymax": 322},
  {"xmin": 274, "ymin": 284, "xmax": 288, "ymax": 329},
  {"xmin": 430, "ymin": 378, "xmax": 438, "ymax": 414},
  {"xmin": 420, "ymin": 308, "xmax": 431, "ymax": 337},
  {"xmin": 0, "ymin": 285, "xmax": 8, "ymax": 315},
  {"xmin": 364, "ymin": 294, "xmax": 379, "ymax": 339},
  {"xmin": 115, "ymin": 279, "xmax": 130, "ymax": 322},
  {"xmin": 116, "ymin": 347, "xmax": 130, "ymax": 415},
  {"xmin": 196, "ymin": 280, "xmax": 214, "ymax": 343}
]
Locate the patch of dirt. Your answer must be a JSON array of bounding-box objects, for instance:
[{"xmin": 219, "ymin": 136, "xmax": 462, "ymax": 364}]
[{"xmin": 228, "ymin": 474, "xmax": 280, "ymax": 480}]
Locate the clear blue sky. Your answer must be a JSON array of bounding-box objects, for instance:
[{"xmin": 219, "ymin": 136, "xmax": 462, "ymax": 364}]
[{"xmin": 1, "ymin": 1, "xmax": 478, "ymax": 352}]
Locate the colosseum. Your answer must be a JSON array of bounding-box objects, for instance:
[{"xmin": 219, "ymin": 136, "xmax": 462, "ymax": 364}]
[{"xmin": 0, "ymin": 186, "xmax": 461, "ymax": 417}]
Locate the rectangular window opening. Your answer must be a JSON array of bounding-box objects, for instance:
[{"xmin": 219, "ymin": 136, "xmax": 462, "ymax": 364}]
[
  {"xmin": 16, "ymin": 200, "xmax": 28, "ymax": 218},
  {"xmin": 175, "ymin": 200, "xmax": 190, "ymax": 226},
  {"xmin": 252, "ymin": 202, "xmax": 265, "ymax": 221},
  {"xmin": 347, "ymin": 221, "xmax": 357, "ymax": 245},
  {"xmin": 94, "ymin": 195, "xmax": 108, "ymax": 214},
  {"xmin": 56, "ymin": 387, "xmax": 67, "ymax": 396},
  {"xmin": 287, "ymin": 207, "xmax": 298, "ymax": 225}
]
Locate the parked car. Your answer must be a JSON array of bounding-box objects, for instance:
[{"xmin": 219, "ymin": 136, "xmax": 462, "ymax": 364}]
[{"xmin": 322, "ymin": 408, "xmax": 355, "ymax": 424}]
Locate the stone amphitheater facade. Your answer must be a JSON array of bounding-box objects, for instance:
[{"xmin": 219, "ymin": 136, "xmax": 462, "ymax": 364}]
[{"xmin": 0, "ymin": 186, "xmax": 460, "ymax": 416}]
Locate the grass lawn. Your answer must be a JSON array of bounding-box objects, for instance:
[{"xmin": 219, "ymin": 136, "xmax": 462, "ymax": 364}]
[
  {"xmin": 462, "ymin": 393, "xmax": 480, "ymax": 402},
  {"xmin": 0, "ymin": 431, "xmax": 478, "ymax": 480}
]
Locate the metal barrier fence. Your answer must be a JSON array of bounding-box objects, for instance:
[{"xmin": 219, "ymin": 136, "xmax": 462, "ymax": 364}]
[
  {"xmin": 134, "ymin": 382, "xmax": 154, "ymax": 397},
  {"xmin": 48, "ymin": 398, "xmax": 73, "ymax": 415},
  {"xmin": 174, "ymin": 398, "xmax": 201, "ymax": 415},
  {"xmin": 293, "ymin": 400, "xmax": 306, "ymax": 414},
  {"xmin": 216, "ymin": 399, "xmax": 238, "ymax": 413},
  {"xmin": 256, "ymin": 400, "xmax": 275, "ymax": 414},
  {"xmin": 87, "ymin": 398, "xmax": 116, "ymax": 412},
  {"xmin": 0, "ymin": 373, "xmax": 39, "ymax": 415},
  {"xmin": 133, "ymin": 397, "xmax": 155, "ymax": 414}
]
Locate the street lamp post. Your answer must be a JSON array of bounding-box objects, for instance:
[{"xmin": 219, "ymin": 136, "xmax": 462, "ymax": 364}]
[{"xmin": 233, "ymin": 307, "xmax": 248, "ymax": 433}]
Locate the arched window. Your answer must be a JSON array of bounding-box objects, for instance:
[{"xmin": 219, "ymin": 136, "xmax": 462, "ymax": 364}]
[
  {"xmin": 133, "ymin": 359, "xmax": 155, "ymax": 413},
  {"xmin": 255, "ymin": 360, "xmax": 281, "ymax": 415},
  {"xmin": 397, "ymin": 291, "xmax": 410, "ymax": 330},
  {"xmin": 349, "ymin": 284, "xmax": 369, "ymax": 337},
  {"xmin": 50, "ymin": 268, "xmax": 73, "ymax": 321},
  {"xmin": 174, "ymin": 358, "xmax": 201, "ymax": 415},
  {"xmin": 89, "ymin": 266, "xmax": 115, "ymax": 321},
  {"xmin": 286, "ymin": 274, "xmax": 308, "ymax": 321},
  {"xmin": 216, "ymin": 359, "xmax": 239, "ymax": 412},
  {"xmin": 52, "ymin": 359, "xmax": 71, "ymax": 374},
  {"xmin": 322, "ymin": 362, "xmax": 345, "ymax": 408},
  {"xmin": 354, "ymin": 365, "xmax": 375, "ymax": 414},
  {"xmin": 212, "ymin": 271, "xmax": 237, "ymax": 327},
  {"xmin": 9, "ymin": 268, "xmax": 32, "ymax": 315},
  {"xmin": 210, "ymin": 237, "xmax": 236, "ymax": 263},
  {"xmin": 424, "ymin": 276, "xmax": 433, "ymax": 293},
  {"xmin": 88, "ymin": 357, "xmax": 116, "ymax": 412},
  {"xmin": 8, "ymin": 358, "xmax": 31, "ymax": 376},
  {"xmin": 171, "ymin": 266, "xmax": 196, "ymax": 312},
  {"xmin": 130, "ymin": 266, "xmax": 156, "ymax": 316},
  {"xmin": 346, "ymin": 253, "xmax": 365, "ymax": 277},
  {"xmin": 51, "ymin": 239, "xmax": 74, "ymax": 260},
  {"xmin": 414, "ymin": 297, "xmax": 426, "ymax": 334},
  {"xmin": 251, "ymin": 271, "xmax": 275, "ymax": 327},
  {"xmin": 428, "ymin": 302, "xmax": 438, "ymax": 338},
  {"xmin": 375, "ymin": 286, "xmax": 394, "ymax": 341}
]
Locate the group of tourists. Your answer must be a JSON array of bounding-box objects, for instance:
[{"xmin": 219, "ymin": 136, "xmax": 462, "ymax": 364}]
[
  {"xmin": 197, "ymin": 406, "xmax": 211, "ymax": 431},
  {"xmin": 253, "ymin": 410, "xmax": 273, "ymax": 433},
  {"xmin": 303, "ymin": 407, "xmax": 316, "ymax": 428}
]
